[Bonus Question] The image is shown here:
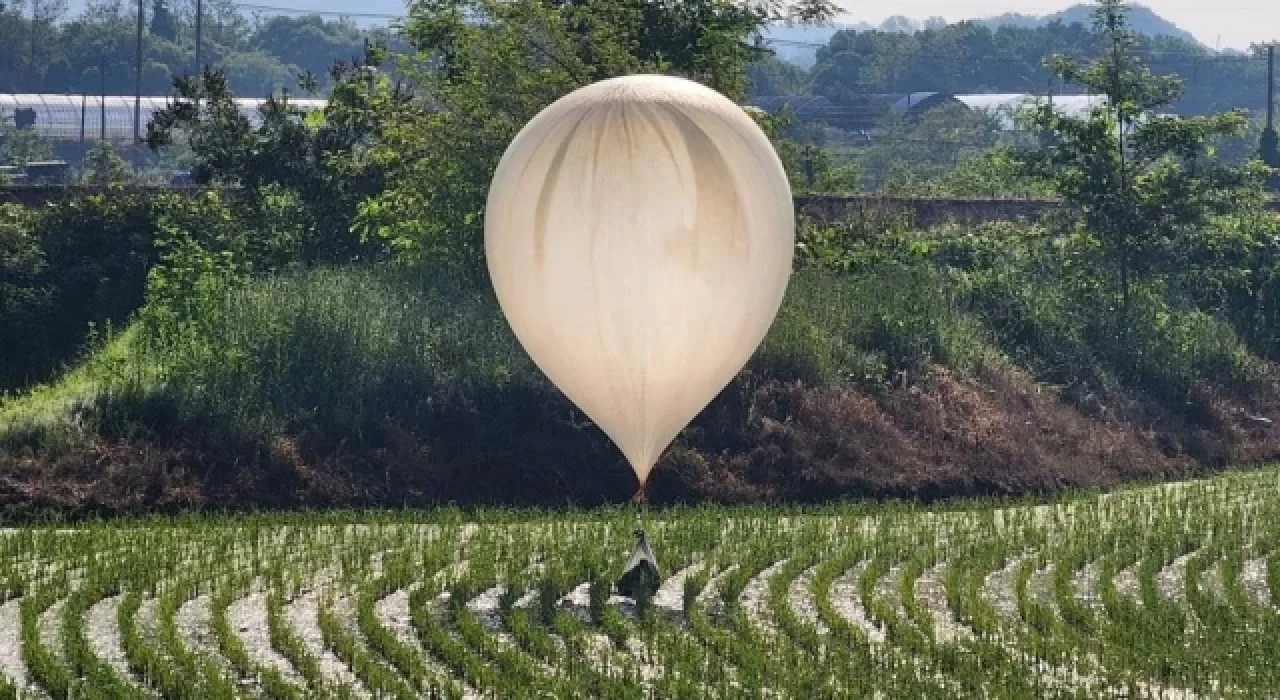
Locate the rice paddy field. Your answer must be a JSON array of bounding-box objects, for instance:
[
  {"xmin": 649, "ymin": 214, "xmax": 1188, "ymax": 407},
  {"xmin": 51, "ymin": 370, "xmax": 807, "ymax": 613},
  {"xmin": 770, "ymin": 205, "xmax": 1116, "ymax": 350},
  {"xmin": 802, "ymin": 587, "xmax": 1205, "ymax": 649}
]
[{"xmin": 1, "ymin": 467, "xmax": 1278, "ymax": 700}]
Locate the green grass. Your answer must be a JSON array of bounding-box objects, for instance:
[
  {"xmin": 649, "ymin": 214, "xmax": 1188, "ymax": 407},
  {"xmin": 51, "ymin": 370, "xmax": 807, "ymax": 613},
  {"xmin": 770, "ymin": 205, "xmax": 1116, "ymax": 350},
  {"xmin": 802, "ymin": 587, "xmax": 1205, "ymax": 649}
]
[
  {"xmin": 0, "ymin": 325, "xmax": 150, "ymax": 456},
  {"xmin": 0, "ymin": 261, "xmax": 998, "ymax": 451}
]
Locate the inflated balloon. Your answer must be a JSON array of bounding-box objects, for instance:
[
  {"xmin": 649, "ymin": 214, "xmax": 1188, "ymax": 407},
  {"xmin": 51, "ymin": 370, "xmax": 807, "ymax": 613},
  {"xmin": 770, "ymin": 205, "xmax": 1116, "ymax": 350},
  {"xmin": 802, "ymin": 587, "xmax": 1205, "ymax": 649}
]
[{"xmin": 485, "ymin": 74, "xmax": 794, "ymax": 489}]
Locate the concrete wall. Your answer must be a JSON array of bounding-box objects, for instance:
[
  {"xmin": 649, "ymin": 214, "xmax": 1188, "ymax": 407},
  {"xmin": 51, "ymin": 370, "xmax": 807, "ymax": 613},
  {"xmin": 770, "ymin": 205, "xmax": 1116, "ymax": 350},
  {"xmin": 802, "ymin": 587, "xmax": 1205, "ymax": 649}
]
[
  {"xmin": 3, "ymin": 187, "xmax": 1277, "ymax": 225},
  {"xmin": 0, "ymin": 187, "xmax": 1062, "ymax": 223},
  {"xmin": 794, "ymin": 194, "xmax": 1063, "ymax": 227}
]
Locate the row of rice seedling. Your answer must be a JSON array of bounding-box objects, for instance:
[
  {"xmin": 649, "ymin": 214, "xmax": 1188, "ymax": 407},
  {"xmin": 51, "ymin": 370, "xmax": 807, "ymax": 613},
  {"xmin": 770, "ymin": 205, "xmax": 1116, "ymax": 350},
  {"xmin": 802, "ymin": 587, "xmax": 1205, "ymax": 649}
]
[{"xmin": 0, "ymin": 468, "xmax": 1276, "ymax": 698}]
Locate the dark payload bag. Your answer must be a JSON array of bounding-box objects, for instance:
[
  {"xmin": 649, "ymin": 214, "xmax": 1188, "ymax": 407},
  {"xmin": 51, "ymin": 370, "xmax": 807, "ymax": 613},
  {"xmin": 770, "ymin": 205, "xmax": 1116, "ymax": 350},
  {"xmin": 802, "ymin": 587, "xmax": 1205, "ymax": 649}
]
[{"xmin": 616, "ymin": 528, "xmax": 662, "ymax": 598}]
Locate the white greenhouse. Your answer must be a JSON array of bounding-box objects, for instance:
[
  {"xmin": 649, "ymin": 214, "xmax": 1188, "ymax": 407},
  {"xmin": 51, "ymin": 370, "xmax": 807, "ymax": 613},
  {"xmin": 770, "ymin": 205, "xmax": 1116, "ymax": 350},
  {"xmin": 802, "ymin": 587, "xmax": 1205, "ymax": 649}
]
[
  {"xmin": 0, "ymin": 94, "xmax": 327, "ymax": 143},
  {"xmin": 954, "ymin": 93, "xmax": 1109, "ymax": 131}
]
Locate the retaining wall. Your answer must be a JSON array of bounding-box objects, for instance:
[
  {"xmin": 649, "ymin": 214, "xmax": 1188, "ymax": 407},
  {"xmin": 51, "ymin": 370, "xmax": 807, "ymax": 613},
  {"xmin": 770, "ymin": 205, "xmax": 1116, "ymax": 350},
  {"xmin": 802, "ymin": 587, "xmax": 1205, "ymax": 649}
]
[{"xmin": 3, "ymin": 186, "xmax": 1277, "ymax": 225}]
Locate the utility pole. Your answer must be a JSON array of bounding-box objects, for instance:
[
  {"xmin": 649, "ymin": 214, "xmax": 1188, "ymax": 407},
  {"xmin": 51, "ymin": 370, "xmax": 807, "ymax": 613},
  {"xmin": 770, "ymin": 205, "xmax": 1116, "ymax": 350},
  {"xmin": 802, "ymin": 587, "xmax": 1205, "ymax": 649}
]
[
  {"xmin": 134, "ymin": 0, "xmax": 143, "ymax": 144},
  {"xmin": 1267, "ymin": 45, "xmax": 1276, "ymax": 138},
  {"xmin": 100, "ymin": 56, "xmax": 107, "ymax": 142},
  {"xmin": 1264, "ymin": 44, "xmax": 1274, "ymax": 136},
  {"xmin": 28, "ymin": 0, "xmax": 38, "ymax": 92},
  {"xmin": 1262, "ymin": 44, "xmax": 1279, "ymax": 169},
  {"xmin": 194, "ymin": 0, "xmax": 203, "ymax": 78}
]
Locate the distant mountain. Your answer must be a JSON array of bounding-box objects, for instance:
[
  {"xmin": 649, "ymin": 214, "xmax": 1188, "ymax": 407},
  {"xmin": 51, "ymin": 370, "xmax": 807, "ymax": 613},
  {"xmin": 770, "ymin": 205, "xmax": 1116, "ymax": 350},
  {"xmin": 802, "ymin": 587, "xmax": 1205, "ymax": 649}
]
[
  {"xmin": 763, "ymin": 4, "xmax": 1202, "ymax": 68},
  {"xmin": 977, "ymin": 4, "xmax": 1200, "ymax": 45},
  {"xmin": 54, "ymin": 0, "xmax": 1202, "ymax": 60}
]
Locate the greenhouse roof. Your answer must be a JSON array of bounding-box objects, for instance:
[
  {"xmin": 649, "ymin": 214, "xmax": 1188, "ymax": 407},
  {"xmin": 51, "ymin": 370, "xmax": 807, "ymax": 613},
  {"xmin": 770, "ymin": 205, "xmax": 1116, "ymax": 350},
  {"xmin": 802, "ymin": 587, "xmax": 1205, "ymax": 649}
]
[
  {"xmin": 0, "ymin": 94, "xmax": 327, "ymax": 143},
  {"xmin": 954, "ymin": 93, "xmax": 1108, "ymax": 129}
]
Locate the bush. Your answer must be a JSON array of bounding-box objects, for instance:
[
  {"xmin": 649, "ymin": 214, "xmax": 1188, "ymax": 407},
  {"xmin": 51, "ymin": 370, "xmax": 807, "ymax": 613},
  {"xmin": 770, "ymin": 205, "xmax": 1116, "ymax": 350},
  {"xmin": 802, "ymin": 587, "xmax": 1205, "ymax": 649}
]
[
  {"xmin": 1113, "ymin": 295, "xmax": 1263, "ymax": 399},
  {"xmin": 82, "ymin": 141, "xmax": 132, "ymax": 185},
  {"xmin": 0, "ymin": 188, "xmax": 329, "ymax": 393},
  {"xmin": 796, "ymin": 215, "xmax": 1274, "ymax": 409},
  {"xmin": 0, "ymin": 204, "xmax": 51, "ymax": 389},
  {"xmin": 0, "ymin": 194, "xmax": 158, "ymax": 391}
]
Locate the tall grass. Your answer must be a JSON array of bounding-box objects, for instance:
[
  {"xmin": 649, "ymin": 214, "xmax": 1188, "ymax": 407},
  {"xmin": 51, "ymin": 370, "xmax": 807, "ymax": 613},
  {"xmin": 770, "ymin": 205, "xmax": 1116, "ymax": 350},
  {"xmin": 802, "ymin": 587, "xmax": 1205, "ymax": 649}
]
[
  {"xmin": 757, "ymin": 262, "xmax": 996, "ymax": 389},
  {"xmin": 140, "ymin": 264, "xmax": 535, "ymax": 441},
  {"xmin": 2, "ymin": 259, "xmax": 999, "ymax": 451}
]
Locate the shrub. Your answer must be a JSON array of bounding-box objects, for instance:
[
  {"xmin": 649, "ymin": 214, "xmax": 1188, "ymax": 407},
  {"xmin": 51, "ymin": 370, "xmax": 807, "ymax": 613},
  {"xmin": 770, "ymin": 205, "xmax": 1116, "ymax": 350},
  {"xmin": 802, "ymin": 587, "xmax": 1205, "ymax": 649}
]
[
  {"xmin": 0, "ymin": 187, "xmax": 333, "ymax": 394},
  {"xmin": 0, "ymin": 194, "xmax": 158, "ymax": 391},
  {"xmin": 0, "ymin": 204, "xmax": 51, "ymax": 389}
]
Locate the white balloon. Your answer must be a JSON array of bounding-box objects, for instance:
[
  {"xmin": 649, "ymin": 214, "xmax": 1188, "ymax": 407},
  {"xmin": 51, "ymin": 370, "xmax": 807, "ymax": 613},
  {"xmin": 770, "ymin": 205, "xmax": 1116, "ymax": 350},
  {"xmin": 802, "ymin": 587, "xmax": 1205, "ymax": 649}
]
[{"xmin": 485, "ymin": 74, "xmax": 794, "ymax": 487}]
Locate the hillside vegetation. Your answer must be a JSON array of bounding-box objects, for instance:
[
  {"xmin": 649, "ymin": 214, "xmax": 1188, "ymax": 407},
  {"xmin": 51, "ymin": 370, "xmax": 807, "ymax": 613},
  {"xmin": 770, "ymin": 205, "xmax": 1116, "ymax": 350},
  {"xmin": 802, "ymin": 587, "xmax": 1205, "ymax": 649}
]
[{"xmin": 2, "ymin": 0, "xmax": 1280, "ymax": 519}]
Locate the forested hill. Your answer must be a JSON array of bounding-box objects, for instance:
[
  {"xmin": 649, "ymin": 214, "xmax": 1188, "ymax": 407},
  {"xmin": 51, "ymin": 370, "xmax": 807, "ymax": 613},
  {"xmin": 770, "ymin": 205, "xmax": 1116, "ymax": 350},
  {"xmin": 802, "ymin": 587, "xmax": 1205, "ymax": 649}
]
[
  {"xmin": 754, "ymin": 19, "xmax": 1267, "ymax": 116},
  {"xmin": 762, "ymin": 3, "xmax": 1202, "ymax": 67},
  {"xmin": 977, "ymin": 4, "xmax": 1199, "ymax": 44}
]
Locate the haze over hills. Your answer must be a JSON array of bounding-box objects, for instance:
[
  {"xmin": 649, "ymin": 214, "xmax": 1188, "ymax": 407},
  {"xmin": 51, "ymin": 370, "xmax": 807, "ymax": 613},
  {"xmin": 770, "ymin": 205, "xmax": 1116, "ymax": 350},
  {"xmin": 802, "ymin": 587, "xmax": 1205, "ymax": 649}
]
[
  {"xmin": 762, "ymin": 3, "xmax": 1201, "ymax": 67},
  {"xmin": 976, "ymin": 4, "xmax": 1198, "ymax": 44},
  {"xmin": 35, "ymin": 1, "xmax": 1241, "ymax": 81},
  {"xmin": 52, "ymin": 0, "xmax": 1200, "ymax": 40}
]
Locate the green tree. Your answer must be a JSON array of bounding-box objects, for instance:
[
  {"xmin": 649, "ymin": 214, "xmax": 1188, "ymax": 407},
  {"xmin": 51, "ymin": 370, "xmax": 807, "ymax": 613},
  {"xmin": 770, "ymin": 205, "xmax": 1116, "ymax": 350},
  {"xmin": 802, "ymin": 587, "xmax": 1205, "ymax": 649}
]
[
  {"xmin": 858, "ymin": 103, "xmax": 1002, "ymax": 192},
  {"xmin": 1017, "ymin": 0, "xmax": 1269, "ymax": 314},
  {"xmin": 359, "ymin": 0, "xmax": 837, "ymax": 262},
  {"xmin": 747, "ymin": 54, "xmax": 810, "ymax": 96},
  {"xmin": 248, "ymin": 15, "xmax": 369, "ymax": 83},
  {"xmin": 147, "ymin": 62, "xmax": 395, "ymax": 265},
  {"xmin": 0, "ymin": 113, "xmax": 54, "ymax": 165},
  {"xmin": 0, "ymin": 0, "xmax": 396, "ymax": 96},
  {"xmin": 803, "ymin": 18, "xmax": 1268, "ymax": 117},
  {"xmin": 83, "ymin": 140, "xmax": 131, "ymax": 184},
  {"xmin": 0, "ymin": 203, "xmax": 50, "ymax": 389}
]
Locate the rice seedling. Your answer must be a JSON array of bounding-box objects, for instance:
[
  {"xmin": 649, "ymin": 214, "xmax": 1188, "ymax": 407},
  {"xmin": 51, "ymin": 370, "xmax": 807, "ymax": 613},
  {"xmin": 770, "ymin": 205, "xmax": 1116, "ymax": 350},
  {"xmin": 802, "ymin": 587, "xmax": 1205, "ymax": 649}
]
[{"xmin": 0, "ymin": 468, "xmax": 1277, "ymax": 698}]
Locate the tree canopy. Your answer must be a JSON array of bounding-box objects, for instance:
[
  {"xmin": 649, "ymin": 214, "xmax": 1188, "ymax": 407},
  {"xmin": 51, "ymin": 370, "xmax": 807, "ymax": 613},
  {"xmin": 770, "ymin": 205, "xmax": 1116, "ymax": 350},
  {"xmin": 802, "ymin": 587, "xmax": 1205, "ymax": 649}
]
[
  {"xmin": 0, "ymin": 0, "xmax": 395, "ymax": 96},
  {"xmin": 785, "ymin": 18, "xmax": 1270, "ymax": 116}
]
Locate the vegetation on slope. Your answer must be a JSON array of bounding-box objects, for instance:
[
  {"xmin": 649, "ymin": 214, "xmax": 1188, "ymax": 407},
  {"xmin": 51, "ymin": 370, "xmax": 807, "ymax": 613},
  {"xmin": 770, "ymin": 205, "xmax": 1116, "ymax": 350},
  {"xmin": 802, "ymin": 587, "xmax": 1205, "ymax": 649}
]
[
  {"xmin": 1, "ymin": 0, "xmax": 1279, "ymax": 518},
  {"xmin": 3, "ymin": 214, "xmax": 1278, "ymax": 517}
]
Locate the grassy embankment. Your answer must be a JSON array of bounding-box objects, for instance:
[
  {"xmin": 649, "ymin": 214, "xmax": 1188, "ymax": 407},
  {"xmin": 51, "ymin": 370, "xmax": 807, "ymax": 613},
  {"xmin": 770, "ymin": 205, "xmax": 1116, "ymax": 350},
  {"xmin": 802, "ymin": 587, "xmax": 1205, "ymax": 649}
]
[{"xmin": 2, "ymin": 220, "xmax": 1278, "ymax": 517}]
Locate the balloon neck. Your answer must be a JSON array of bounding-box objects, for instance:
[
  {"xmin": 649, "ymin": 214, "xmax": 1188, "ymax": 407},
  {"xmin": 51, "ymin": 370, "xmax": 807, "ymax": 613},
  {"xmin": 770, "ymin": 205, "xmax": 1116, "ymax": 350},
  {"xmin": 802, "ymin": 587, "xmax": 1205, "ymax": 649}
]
[{"xmin": 631, "ymin": 485, "xmax": 648, "ymax": 506}]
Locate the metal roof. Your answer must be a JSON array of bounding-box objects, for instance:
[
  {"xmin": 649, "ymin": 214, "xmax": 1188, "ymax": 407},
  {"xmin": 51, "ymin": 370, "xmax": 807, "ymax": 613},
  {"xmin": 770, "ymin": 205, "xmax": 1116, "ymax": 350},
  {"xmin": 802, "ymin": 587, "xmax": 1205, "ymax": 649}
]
[
  {"xmin": 0, "ymin": 94, "xmax": 327, "ymax": 143},
  {"xmin": 747, "ymin": 95, "xmax": 837, "ymax": 116},
  {"xmin": 890, "ymin": 92, "xmax": 960, "ymax": 113}
]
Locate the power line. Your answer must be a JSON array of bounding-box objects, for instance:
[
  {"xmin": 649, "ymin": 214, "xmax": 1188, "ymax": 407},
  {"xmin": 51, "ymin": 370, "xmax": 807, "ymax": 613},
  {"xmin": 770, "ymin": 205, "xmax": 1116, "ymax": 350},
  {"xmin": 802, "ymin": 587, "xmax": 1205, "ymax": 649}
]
[
  {"xmin": 223, "ymin": 4, "xmax": 1274, "ymax": 60},
  {"xmin": 232, "ymin": 2, "xmax": 402, "ymax": 20}
]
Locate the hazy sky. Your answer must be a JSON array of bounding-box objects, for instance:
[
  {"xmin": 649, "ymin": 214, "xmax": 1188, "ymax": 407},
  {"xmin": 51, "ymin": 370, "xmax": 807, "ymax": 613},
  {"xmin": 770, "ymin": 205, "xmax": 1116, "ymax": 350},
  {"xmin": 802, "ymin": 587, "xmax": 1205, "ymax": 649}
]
[{"xmin": 836, "ymin": 1, "xmax": 1277, "ymax": 50}]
